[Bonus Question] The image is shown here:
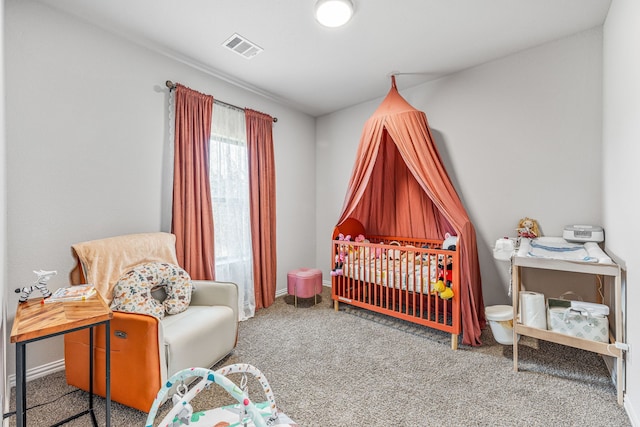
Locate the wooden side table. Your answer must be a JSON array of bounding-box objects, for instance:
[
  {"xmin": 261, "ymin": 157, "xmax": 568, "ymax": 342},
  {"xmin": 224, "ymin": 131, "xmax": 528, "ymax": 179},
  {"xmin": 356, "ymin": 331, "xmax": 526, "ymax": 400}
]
[{"xmin": 10, "ymin": 292, "xmax": 113, "ymax": 427}]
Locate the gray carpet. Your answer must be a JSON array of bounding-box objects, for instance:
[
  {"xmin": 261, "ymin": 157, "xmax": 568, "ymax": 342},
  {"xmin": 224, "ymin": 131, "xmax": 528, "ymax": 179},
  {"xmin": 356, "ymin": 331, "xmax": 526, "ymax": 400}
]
[{"xmin": 8, "ymin": 287, "xmax": 631, "ymax": 426}]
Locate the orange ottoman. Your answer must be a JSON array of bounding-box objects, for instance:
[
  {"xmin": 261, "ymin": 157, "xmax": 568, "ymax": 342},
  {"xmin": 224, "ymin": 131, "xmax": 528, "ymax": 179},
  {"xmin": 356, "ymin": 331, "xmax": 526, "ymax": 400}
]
[{"xmin": 287, "ymin": 268, "xmax": 322, "ymax": 307}]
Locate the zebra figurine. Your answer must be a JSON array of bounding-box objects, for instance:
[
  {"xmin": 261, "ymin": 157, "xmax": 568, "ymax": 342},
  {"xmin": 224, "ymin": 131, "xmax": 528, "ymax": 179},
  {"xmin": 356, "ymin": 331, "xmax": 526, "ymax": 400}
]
[{"xmin": 14, "ymin": 270, "xmax": 57, "ymax": 303}]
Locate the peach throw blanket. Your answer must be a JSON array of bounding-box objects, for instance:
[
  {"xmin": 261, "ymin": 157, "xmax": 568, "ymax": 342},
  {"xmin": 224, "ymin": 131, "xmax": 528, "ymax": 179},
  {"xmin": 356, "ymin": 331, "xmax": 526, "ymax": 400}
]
[{"xmin": 70, "ymin": 232, "xmax": 179, "ymax": 305}]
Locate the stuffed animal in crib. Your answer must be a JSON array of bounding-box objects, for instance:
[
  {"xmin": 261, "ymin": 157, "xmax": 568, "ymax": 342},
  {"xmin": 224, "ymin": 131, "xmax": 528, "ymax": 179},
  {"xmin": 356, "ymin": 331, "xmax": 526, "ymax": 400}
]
[
  {"xmin": 351, "ymin": 234, "xmax": 366, "ymax": 258},
  {"xmin": 438, "ymin": 255, "xmax": 453, "ymax": 287},
  {"xmin": 432, "ymin": 280, "xmax": 454, "ymax": 300},
  {"xmin": 402, "ymin": 245, "xmax": 422, "ymax": 263},
  {"xmin": 442, "ymin": 232, "xmax": 458, "ymax": 251},
  {"xmin": 330, "ymin": 233, "xmax": 351, "ymax": 276},
  {"xmin": 432, "ymin": 254, "xmax": 454, "ymax": 300},
  {"xmin": 517, "ymin": 217, "xmax": 540, "ymax": 238},
  {"xmin": 354, "ymin": 234, "xmax": 379, "ymax": 261}
]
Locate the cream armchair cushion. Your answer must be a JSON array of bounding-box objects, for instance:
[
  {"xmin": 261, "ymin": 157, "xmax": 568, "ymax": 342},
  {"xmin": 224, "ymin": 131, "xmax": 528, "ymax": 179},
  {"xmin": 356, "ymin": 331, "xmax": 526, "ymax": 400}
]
[{"xmin": 159, "ymin": 280, "xmax": 238, "ymax": 382}]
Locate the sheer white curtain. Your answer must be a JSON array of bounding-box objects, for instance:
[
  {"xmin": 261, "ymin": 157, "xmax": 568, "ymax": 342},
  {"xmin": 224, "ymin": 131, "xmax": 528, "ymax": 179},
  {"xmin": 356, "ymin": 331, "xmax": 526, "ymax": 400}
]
[{"xmin": 210, "ymin": 103, "xmax": 255, "ymax": 320}]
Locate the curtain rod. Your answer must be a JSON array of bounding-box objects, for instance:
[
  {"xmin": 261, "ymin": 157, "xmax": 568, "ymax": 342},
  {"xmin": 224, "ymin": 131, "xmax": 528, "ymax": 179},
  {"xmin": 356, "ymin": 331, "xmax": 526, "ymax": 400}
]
[{"xmin": 165, "ymin": 80, "xmax": 278, "ymax": 123}]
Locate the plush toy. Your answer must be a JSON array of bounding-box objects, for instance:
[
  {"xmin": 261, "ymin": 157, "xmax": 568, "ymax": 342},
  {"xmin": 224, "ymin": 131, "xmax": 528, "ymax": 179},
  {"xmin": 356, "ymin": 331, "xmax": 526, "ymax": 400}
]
[
  {"xmin": 432, "ymin": 279, "xmax": 454, "ymax": 300},
  {"xmin": 330, "ymin": 253, "xmax": 343, "ymax": 276},
  {"xmin": 388, "ymin": 241, "xmax": 402, "ymax": 260},
  {"xmin": 170, "ymin": 390, "xmax": 193, "ymax": 426},
  {"xmin": 420, "ymin": 244, "xmax": 432, "ymax": 262},
  {"xmin": 431, "ymin": 253, "xmax": 455, "ymax": 300},
  {"xmin": 438, "ymin": 254, "xmax": 454, "ymax": 287},
  {"xmin": 354, "ymin": 234, "xmax": 377, "ymax": 260},
  {"xmin": 348, "ymin": 234, "xmax": 367, "ymax": 259},
  {"xmin": 517, "ymin": 217, "xmax": 540, "ymax": 238},
  {"xmin": 372, "ymin": 242, "xmax": 383, "ymax": 259},
  {"xmin": 442, "ymin": 232, "xmax": 458, "ymax": 250},
  {"xmin": 330, "ymin": 233, "xmax": 351, "ymax": 276}
]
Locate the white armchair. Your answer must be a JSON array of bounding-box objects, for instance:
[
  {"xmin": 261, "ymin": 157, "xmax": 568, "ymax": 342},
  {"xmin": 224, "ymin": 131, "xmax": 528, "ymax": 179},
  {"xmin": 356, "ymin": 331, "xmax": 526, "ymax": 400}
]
[{"xmin": 63, "ymin": 232, "xmax": 238, "ymax": 412}]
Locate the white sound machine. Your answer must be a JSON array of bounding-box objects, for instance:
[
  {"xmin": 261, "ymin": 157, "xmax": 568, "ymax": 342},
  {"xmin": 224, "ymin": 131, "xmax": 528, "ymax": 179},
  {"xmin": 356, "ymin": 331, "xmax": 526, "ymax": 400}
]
[{"xmin": 562, "ymin": 225, "xmax": 604, "ymax": 243}]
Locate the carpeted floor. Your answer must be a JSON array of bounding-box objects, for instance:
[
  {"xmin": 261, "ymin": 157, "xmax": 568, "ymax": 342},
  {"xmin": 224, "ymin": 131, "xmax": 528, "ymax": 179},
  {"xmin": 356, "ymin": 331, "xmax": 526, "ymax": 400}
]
[{"xmin": 8, "ymin": 286, "xmax": 631, "ymax": 426}]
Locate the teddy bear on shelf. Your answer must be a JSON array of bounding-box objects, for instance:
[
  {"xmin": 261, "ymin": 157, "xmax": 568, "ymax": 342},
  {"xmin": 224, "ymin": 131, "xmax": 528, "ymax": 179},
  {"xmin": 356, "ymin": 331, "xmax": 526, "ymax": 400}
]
[
  {"xmin": 330, "ymin": 233, "xmax": 351, "ymax": 276},
  {"xmin": 516, "ymin": 217, "xmax": 540, "ymax": 239}
]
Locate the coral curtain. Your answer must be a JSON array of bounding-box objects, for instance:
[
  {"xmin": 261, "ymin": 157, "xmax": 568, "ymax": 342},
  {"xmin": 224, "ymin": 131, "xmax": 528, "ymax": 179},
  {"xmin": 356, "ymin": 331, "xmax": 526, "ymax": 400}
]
[
  {"xmin": 171, "ymin": 84, "xmax": 216, "ymax": 280},
  {"xmin": 337, "ymin": 77, "xmax": 485, "ymax": 346},
  {"xmin": 246, "ymin": 109, "xmax": 277, "ymax": 309}
]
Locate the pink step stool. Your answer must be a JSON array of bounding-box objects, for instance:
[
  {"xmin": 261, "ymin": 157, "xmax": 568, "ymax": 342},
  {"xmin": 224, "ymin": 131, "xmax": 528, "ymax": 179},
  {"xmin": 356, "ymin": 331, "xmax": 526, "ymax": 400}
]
[{"xmin": 287, "ymin": 268, "xmax": 322, "ymax": 308}]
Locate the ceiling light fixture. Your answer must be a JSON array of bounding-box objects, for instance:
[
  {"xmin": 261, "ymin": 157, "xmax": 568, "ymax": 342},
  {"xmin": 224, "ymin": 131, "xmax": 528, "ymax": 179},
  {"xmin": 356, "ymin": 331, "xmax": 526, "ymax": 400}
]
[{"xmin": 315, "ymin": 0, "xmax": 354, "ymax": 28}]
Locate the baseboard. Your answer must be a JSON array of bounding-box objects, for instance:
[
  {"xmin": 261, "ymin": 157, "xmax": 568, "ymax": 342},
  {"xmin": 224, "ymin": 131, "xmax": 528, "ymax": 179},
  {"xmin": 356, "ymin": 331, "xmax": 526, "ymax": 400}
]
[
  {"xmin": 626, "ymin": 398, "xmax": 639, "ymax": 427},
  {"xmin": 7, "ymin": 359, "xmax": 65, "ymax": 388}
]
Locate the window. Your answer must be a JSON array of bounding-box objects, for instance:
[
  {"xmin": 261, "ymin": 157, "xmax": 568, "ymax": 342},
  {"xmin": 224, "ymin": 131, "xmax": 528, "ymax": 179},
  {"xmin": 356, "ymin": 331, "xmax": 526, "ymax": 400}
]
[{"xmin": 210, "ymin": 104, "xmax": 255, "ymax": 320}]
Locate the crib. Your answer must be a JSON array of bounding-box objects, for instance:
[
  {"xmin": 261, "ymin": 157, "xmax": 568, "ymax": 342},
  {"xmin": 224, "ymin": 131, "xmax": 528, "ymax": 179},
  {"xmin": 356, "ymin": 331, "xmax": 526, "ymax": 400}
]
[
  {"xmin": 329, "ymin": 79, "xmax": 484, "ymax": 347},
  {"xmin": 331, "ymin": 233, "xmax": 461, "ymax": 349}
]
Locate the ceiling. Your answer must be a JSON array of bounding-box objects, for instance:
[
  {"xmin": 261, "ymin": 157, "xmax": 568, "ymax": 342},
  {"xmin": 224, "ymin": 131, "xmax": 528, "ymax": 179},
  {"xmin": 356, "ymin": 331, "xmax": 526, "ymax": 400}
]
[{"xmin": 36, "ymin": 0, "xmax": 612, "ymax": 117}]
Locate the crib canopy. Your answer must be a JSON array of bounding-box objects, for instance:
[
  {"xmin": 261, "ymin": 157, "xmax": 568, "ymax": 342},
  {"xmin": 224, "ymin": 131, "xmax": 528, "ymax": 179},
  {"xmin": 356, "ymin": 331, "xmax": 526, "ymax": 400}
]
[{"xmin": 336, "ymin": 77, "xmax": 485, "ymax": 346}]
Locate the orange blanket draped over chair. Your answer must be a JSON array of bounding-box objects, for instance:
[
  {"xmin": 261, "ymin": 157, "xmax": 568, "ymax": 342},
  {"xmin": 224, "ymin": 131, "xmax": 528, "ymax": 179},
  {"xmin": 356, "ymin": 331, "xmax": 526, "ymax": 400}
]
[{"xmin": 336, "ymin": 77, "xmax": 485, "ymax": 346}]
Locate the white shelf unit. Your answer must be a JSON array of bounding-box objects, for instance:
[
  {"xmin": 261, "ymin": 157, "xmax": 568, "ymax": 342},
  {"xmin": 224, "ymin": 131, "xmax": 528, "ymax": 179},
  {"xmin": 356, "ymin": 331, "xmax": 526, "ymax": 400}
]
[{"xmin": 511, "ymin": 255, "xmax": 625, "ymax": 405}]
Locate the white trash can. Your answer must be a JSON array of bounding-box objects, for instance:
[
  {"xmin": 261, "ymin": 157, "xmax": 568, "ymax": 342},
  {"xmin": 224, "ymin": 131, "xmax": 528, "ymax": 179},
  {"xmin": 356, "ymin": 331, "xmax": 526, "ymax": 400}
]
[{"xmin": 485, "ymin": 305, "xmax": 519, "ymax": 345}]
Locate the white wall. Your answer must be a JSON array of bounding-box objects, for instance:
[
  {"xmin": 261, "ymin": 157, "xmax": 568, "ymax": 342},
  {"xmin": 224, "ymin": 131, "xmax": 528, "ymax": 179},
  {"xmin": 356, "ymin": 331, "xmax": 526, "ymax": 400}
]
[
  {"xmin": 1, "ymin": 0, "xmax": 8, "ymax": 415},
  {"xmin": 603, "ymin": 0, "xmax": 639, "ymax": 422},
  {"xmin": 317, "ymin": 28, "xmax": 604, "ymax": 306},
  {"xmin": 4, "ymin": 0, "xmax": 316, "ymax": 378}
]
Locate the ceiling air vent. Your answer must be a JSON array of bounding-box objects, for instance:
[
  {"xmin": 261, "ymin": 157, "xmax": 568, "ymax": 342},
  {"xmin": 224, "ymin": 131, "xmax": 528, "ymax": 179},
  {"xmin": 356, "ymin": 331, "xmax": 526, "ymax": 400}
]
[{"xmin": 222, "ymin": 33, "xmax": 263, "ymax": 59}]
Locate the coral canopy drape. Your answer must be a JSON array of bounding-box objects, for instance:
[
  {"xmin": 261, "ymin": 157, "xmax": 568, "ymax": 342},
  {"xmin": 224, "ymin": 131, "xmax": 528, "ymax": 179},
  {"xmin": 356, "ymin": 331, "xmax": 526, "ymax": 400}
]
[{"xmin": 336, "ymin": 77, "xmax": 485, "ymax": 346}]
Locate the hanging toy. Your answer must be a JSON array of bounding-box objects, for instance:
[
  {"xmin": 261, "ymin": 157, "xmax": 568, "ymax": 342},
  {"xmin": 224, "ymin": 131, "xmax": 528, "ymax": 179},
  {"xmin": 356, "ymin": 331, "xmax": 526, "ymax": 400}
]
[{"xmin": 170, "ymin": 382, "xmax": 193, "ymax": 426}]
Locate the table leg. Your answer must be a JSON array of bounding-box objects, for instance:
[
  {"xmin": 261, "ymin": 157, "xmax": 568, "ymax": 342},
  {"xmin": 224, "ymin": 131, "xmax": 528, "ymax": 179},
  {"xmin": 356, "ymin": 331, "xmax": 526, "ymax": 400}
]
[
  {"xmin": 16, "ymin": 342, "xmax": 26, "ymax": 427},
  {"xmin": 106, "ymin": 321, "xmax": 111, "ymax": 426},
  {"xmin": 89, "ymin": 327, "xmax": 98, "ymax": 426},
  {"xmin": 89, "ymin": 327, "xmax": 93, "ymax": 408}
]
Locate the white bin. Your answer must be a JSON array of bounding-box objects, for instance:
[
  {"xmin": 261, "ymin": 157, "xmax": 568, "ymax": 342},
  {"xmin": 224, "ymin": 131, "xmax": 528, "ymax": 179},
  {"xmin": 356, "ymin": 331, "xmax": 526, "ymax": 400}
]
[{"xmin": 485, "ymin": 305, "xmax": 519, "ymax": 345}]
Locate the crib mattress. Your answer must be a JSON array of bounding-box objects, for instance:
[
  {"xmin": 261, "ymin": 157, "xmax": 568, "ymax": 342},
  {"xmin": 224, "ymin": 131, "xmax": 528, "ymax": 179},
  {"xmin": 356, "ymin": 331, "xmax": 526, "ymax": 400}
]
[{"xmin": 342, "ymin": 259, "xmax": 439, "ymax": 292}]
